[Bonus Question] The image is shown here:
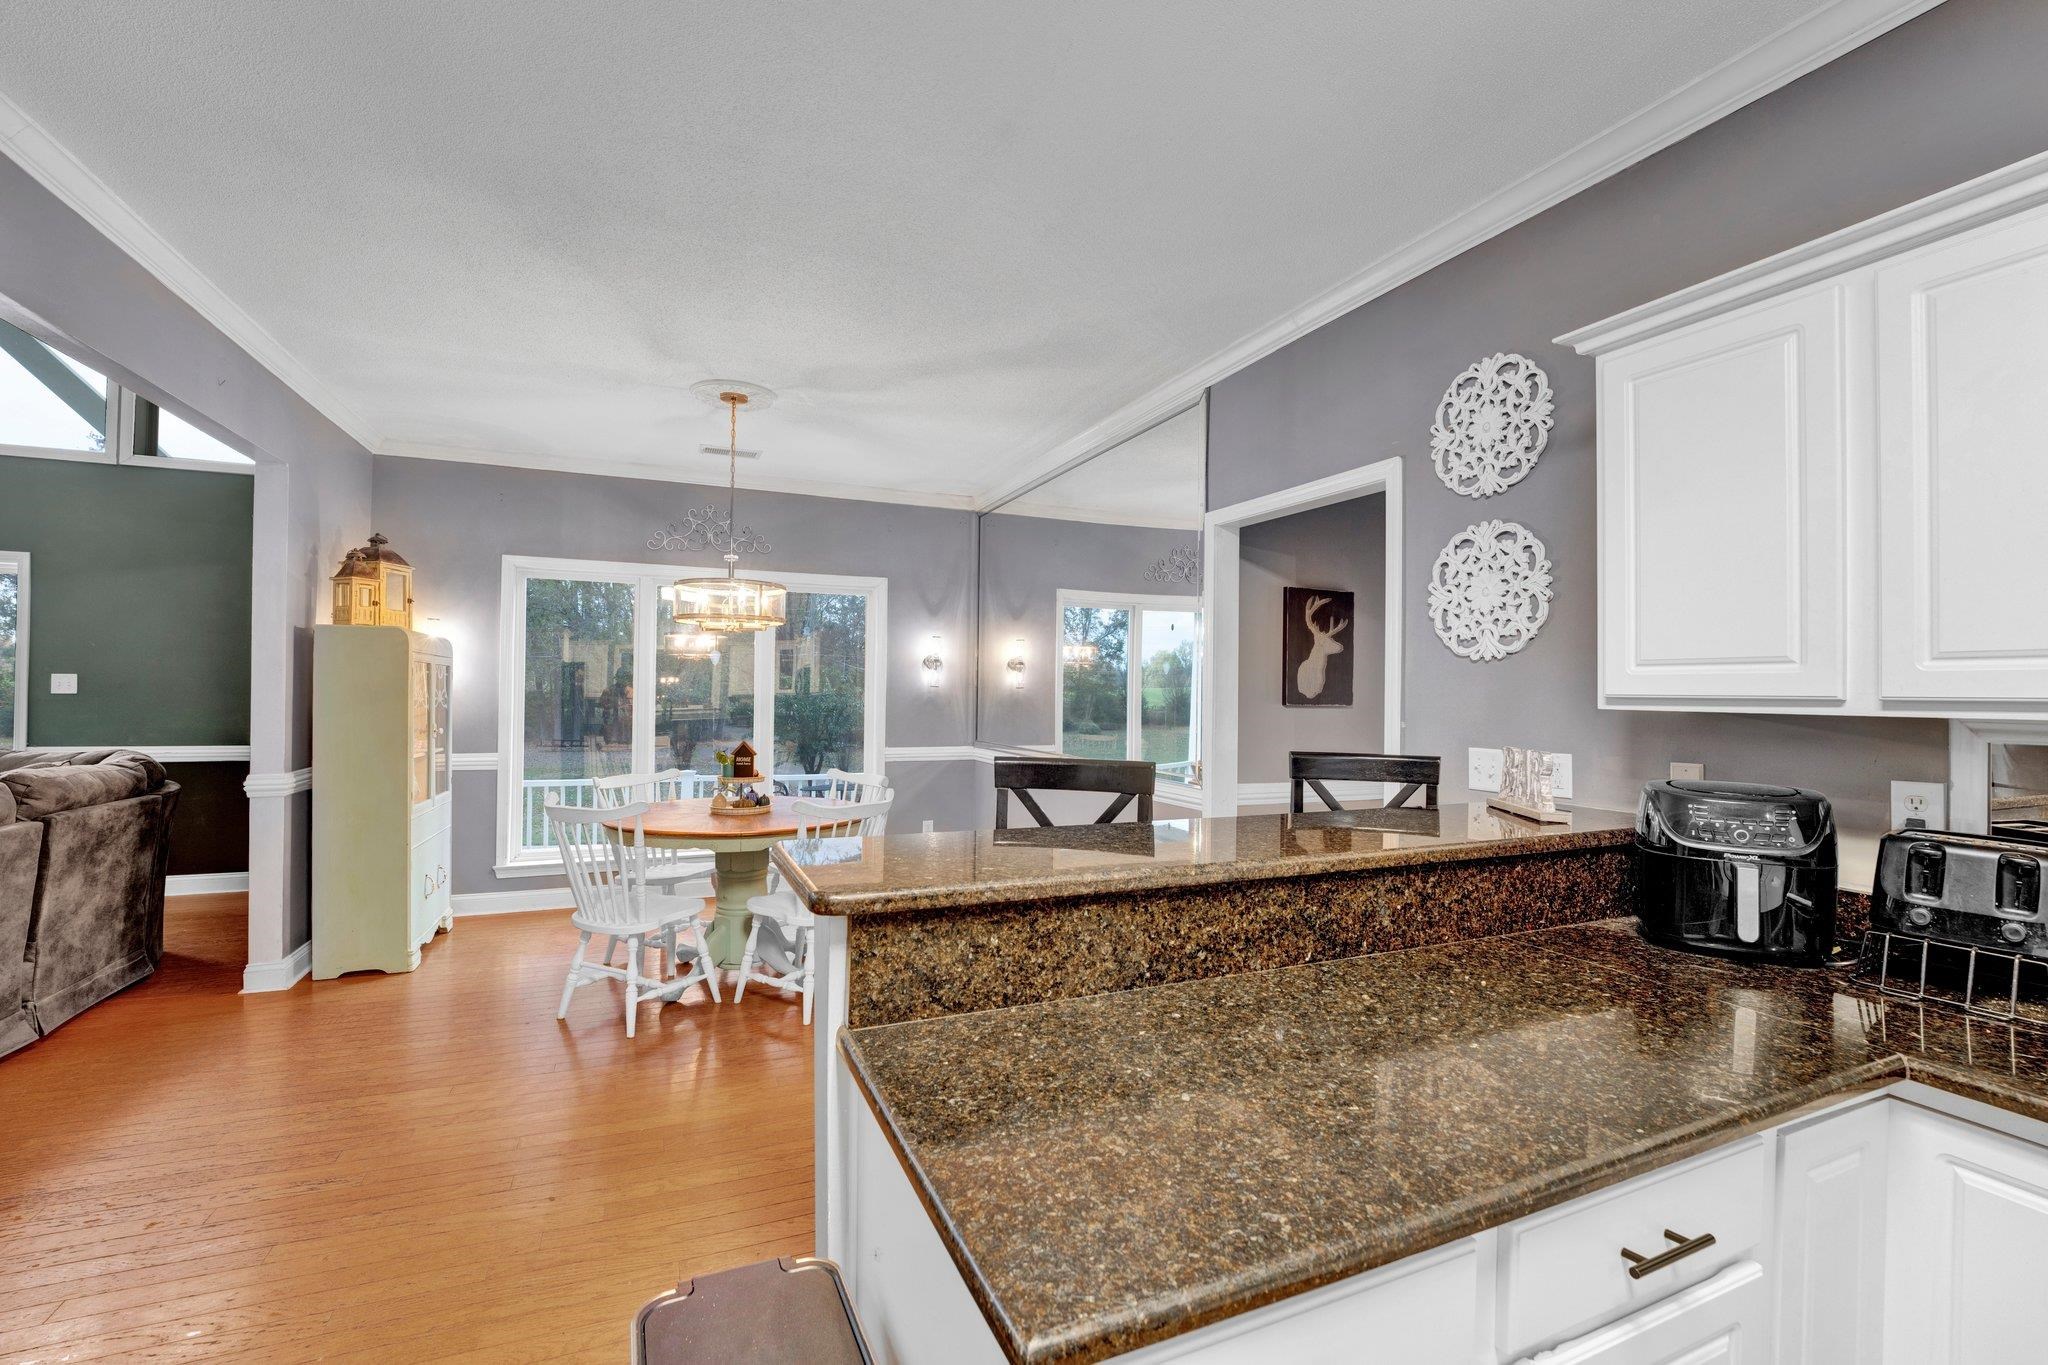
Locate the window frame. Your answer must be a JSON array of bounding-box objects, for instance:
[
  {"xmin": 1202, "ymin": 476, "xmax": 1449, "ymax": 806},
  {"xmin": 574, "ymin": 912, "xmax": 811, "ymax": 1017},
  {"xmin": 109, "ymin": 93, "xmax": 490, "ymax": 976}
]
[
  {"xmin": 495, "ymin": 552, "xmax": 887, "ymax": 876},
  {"xmin": 1054, "ymin": 588, "xmax": 1202, "ymax": 792},
  {"xmin": 0, "ymin": 550, "xmax": 28, "ymax": 751},
  {"xmin": 0, "ymin": 320, "xmax": 255, "ymax": 474}
]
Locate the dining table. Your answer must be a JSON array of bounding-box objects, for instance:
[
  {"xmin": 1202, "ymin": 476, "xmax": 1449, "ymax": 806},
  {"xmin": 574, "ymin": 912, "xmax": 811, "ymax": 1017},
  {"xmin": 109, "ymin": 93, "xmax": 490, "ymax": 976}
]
[{"xmin": 606, "ymin": 796, "xmax": 809, "ymax": 970}]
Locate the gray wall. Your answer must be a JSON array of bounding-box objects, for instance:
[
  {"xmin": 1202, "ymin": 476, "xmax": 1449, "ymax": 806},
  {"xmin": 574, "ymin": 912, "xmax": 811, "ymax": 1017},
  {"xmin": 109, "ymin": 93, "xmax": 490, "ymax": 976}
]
[
  {"xmin": 1207, "ymin": 0, "xmax": 2048, "ymax": 877},
  {"xmin": 0, "ymin": 151, "xmax": 373, "ymax": 955},
  {"xmin": 370, "ymin": 454, "xmax": 980, "ymax": 890},
  {"xmin": 976, "ymin": 512, "xmax": 1199, "ymax": 750},
  {"xmin": 1237, "ymin": 496, "xmax": 1386, "ymax": 784}
]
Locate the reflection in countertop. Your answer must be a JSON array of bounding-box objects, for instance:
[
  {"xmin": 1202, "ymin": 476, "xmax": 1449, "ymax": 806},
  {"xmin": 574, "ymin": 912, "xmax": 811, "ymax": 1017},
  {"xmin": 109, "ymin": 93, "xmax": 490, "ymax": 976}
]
[
  {"xmin": 774, "ymin": 804, "xmax": 1636, "ymax": 916},
  {"xmin": 840, "ymin": 918, "xmax": 2048, "ymax": 1365}
]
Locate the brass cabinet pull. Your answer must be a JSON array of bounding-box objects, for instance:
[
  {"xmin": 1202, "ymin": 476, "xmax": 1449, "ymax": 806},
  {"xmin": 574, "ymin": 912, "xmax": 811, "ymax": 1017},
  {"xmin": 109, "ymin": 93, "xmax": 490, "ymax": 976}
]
[{"xmin": 1620, "ymin": 1228, "xmax": 1717, "ymax": 1280}]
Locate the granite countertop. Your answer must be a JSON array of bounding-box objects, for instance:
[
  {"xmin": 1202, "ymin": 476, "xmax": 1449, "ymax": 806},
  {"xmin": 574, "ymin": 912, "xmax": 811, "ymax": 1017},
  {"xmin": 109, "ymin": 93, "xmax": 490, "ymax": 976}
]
[
  {"xmin": 775, "ymin": 805, "xmax": 1635, "ymax": 916},
  {"xmin": 840, "ymin": 919, "xmax": 2048, "ymax": 1365}
]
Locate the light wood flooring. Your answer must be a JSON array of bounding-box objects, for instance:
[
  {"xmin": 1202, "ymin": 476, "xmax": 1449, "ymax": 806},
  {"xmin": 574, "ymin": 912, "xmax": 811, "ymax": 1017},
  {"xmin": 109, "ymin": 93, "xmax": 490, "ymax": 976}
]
[{"xmin": 0, "ymin": 894, "xmax": 814, "ymax": 1362}]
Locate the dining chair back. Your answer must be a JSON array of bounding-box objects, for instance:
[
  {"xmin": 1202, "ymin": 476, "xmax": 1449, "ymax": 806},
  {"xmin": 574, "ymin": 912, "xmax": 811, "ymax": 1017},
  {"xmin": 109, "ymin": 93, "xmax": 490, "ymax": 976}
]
[
  {"xmin": 592, "ymin": 768, "xmax": 713, "ymax": 807},
  {"xmin": 992, "ymin": 757, "xmax": 1155, "ymax": 829},
  {"xmin": 548, "ymin": 801, "xmax": 718, "ymax": 1038},
  {"xmin": 808, "ymin": 768, "xmax": 892, "ymax": 803},
  {"xmin": 1288, "ymin": 751, "xmax": 1441, "ymax": 814},
  {"xmin": 793, "ymin": 793, "xmax": 894, "ymax": 841}
]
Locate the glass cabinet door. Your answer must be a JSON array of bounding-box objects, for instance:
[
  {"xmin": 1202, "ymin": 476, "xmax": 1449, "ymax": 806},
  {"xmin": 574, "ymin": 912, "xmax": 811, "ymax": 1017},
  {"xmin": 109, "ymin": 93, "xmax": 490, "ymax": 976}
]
[
  {"xmin": 411, "ymin": 658, "xmax": 431, "ymax": 806},
  {"xmin": 430, "ymin": 662, "xmax": 452, "ymax": 799}
]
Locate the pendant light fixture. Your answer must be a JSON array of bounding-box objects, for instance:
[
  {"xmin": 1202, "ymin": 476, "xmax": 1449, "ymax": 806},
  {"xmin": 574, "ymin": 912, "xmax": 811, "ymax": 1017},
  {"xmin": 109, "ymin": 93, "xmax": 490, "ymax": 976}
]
[{"xmin": 664, "ymin": 382, "xmax": 787, "ymax": 635}]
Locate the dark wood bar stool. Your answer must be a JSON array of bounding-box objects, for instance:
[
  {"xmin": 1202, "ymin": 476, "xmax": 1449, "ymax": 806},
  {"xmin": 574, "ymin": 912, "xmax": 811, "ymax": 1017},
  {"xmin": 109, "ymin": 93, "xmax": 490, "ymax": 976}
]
[
  {"xmin": 992, "ymin": 757, "xmax": 1156, "ymax": 829},
  {"xmin": 1288, "ymin": 751, "xmax": 1440, "ymax": 814}
]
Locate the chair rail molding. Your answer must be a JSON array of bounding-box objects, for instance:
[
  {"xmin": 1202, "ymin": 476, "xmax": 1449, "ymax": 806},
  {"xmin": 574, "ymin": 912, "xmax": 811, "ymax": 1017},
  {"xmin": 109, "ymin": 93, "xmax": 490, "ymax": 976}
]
[
  {"xmin": 243, "ymin": 767, "xmax": 313, "ymax": 799},
  {"xmin": 19, "ymin": 744, "xmax": 251, "ymax": 763}
]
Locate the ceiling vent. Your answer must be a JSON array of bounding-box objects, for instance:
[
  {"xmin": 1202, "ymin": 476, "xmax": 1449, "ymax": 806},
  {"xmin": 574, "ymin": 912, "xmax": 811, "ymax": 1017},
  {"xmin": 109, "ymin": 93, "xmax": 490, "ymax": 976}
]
[{"xmin": 700, "ymin": 444, "xmax": 761, "ymax": 460}]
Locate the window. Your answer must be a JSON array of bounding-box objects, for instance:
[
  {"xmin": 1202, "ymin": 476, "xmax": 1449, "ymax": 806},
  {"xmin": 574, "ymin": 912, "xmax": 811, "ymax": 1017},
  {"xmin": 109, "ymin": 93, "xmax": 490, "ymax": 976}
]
[
  {"xmin": 0, "ymin": 552, "xmax": 25, "ymax": 750},
  {"xmin": 499, "ymin": 556, "xmax": 884, "ymax": 870},
  {"xmin": 1058, "ymin": 590, "xmax": 1201, "ymax": 785},
  {"xmin": 0, "ymin": 317, "xmax": 252, "ymax": 467}
]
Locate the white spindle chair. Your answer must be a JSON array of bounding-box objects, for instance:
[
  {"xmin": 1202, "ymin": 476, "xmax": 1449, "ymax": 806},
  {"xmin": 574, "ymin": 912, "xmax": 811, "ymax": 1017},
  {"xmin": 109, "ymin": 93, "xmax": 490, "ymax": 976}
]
[
  {"xmin": 550, "ymin": 802, "xmax": 719, "ymax": 1038},
  {"xmin": 763, "ymin": 769, "xmax": 892, "ymax": 895},
  {"xmin": 739, "ymin": 793, "xmax": 893, "ymax": 1024},
  {"xmin": 590, "ymin": 769, "xmax": 718, "ymax": 965}
]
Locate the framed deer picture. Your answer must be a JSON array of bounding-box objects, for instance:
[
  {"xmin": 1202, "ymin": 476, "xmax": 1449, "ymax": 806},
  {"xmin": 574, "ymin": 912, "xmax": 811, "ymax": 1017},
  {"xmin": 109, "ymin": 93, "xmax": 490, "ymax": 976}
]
[{"xmin": 1282, "ymin": 588, "xmax": 1353, "ymax": 707}]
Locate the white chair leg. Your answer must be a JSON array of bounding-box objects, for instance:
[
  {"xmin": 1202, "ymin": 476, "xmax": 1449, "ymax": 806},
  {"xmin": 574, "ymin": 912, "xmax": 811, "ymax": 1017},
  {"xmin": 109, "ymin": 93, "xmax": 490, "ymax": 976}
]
[
  {"xmin": 663, "ymin": 924, "xmax": 678, "ymax": 979},
  {"xmin": 624, "ymin": 933, "xmax": 641, "ymax": 1038},
  {"xmin": 602, "ymin": 934, "xmax": 620, "ymax": 967},
  {"xmin": 558, "ymin": 931, "xmax": 591, "ymax": 1020},
  {"xmin": 799, "ymin": 928, "xmax": 815, "ymax": 1026},
  {"xmin": 694, "ymin": 921, "xmax": 722, "ymax": 1002},
  {"xmin": 735, "ymin": 918, "xmax": 763, "ymax": 1001}
]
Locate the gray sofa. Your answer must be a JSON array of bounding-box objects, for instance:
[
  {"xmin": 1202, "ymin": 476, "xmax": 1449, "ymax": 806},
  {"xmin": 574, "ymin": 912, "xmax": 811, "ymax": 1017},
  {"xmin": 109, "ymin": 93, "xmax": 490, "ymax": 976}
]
[{"xmin": 1, "ymin": 749, "xmax": 179, "ymax": 1058}]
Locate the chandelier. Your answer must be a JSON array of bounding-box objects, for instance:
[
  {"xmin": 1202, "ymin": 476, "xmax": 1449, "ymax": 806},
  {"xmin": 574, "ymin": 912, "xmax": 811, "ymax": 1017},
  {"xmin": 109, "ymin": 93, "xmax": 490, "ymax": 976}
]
[{"xmin": 662, "ymin": 383, "xmax": 787, "ymax": 634}]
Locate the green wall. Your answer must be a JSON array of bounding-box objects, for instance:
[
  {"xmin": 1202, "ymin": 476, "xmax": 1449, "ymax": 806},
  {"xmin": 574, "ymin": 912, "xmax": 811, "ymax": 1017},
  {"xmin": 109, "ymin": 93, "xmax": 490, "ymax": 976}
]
[{"xmin": 0, "ymin": 454, "xmax": 251, "ymax": 745}]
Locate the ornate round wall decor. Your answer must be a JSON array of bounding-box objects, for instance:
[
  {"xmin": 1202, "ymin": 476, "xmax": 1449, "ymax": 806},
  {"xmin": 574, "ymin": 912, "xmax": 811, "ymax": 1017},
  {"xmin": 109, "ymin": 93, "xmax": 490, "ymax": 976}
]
[
  {"xmin": 1428, "ymin": 520, "xmax": 1554, "ymax": 661},
  {"xmin": 1429, "ymin": 352, "xmax": 1555, "ymax": 497}
]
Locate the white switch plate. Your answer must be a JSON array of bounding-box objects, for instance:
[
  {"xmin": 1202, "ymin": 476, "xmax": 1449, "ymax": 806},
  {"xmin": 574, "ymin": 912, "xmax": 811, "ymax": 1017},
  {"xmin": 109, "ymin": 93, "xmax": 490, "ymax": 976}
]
[
  {"xmin": 921, "ymin": 819, "xmax": 934, "ymax": 834},
  {"xmin": 49, "ymin": 673, "xmax": 77, "ymax": 695},
  {"xmin": 1671, "ymin": 762, "xmax": 1704, "ymax": 781},
  {"xmin": 1549, "ymin": 753, "xmax": 1574, "ymax": 800},
  {"xmin": 1468, "ymin": 747, "xmax": 1504, "ymax": 793},
  {"xmin": 1891, "ymin": 780, "xmax": 1947, "ymax": 831}
]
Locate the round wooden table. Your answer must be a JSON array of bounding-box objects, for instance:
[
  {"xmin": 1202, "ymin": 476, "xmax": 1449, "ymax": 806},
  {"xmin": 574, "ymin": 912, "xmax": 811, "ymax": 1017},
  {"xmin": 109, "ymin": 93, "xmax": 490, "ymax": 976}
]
[{"xmin": 605, "ymin": 797, "xmax": 805, "ymax": 970}]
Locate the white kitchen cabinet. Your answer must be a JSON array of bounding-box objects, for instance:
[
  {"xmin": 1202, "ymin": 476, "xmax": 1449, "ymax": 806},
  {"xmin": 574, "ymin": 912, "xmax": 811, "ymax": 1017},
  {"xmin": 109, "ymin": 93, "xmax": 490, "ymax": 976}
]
[
  {"xmin": 1773, "ymin": 1100, "xmax": 1888, "ymax": 1365},
  {"xmin": 1519, "ymin": 1261, "xmax": 1768, "ymax": 1364},
  {"xmin": 1882, "ymin": 1101, "xmax": 2048, "ymax": 1363},
  {"xmin": 1562, "ymin": 150, "xmax": 2048, "ymax": 718},
  {"xmin": 1875, "ymin": 203, "xmax": 2048, "ymax": 704},
  {"xmin": 1593, "ymin": 285, "xmax": 1849, "ymax": 704}
]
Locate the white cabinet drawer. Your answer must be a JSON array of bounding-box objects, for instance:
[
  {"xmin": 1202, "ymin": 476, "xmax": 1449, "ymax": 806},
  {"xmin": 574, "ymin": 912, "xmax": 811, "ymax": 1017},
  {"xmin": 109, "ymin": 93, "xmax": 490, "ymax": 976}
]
[
  {"xmin": 1518, "ymin": 1260, "xmax": 1767, "ymax": 1364},
  {"xmin": 1500, "ymin": 1138, "xmax": 1769, "ymax": 1356}
]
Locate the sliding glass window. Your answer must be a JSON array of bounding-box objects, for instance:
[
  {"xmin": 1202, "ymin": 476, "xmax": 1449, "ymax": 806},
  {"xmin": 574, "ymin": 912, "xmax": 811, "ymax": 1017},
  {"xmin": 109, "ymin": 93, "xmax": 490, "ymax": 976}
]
[{"xmin": 500, "ymin": 557, "xmax": 884, "ymax": 868}]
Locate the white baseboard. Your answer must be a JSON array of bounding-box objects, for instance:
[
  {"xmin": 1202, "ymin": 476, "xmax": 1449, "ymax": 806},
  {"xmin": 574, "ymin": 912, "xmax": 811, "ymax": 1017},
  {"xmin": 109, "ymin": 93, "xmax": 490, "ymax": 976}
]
[
  {"xmin": 452, "ymin": 888, "xmax": 572, "ymax": 917},
  {"xmin": 242, "ymin": 941, "xmax": 311, "ymax": 993},
  {"xmin": 167, "ymin": 871, "xmax": 250, "ymax": 896}
]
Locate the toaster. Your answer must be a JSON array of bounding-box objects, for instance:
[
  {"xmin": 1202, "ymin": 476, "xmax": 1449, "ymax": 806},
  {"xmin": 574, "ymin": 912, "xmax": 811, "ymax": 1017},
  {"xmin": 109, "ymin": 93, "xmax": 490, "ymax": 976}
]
[{"xmin": 1871, "ymin": 829, "xmax": 2048, "ymax": 958}]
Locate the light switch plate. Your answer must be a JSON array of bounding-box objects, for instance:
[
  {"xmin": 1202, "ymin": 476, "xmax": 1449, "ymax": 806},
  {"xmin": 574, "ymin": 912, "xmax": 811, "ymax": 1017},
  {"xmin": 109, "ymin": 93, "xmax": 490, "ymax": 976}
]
[
  {"xmin": 1468, "ymin": 747, "xmax": 1504, "ymax": 793},
  {"xmin": 49, "ymin": 673, "xmax": 77, "ymax": 695},
  {"xmin": 1891, "ymin": 780, "xmax": 1947, "ymax": 831},
  {"xmin": 1671, "ymin": 762, "xmax": 1704, "ymax": 781},
  {"xmin": 1549, "ymin": 753, "xmax": 1574, "ymax": 800},
  {"xmin": 921, "ymin": 819, "xmax": 934, "ymax": 834}
]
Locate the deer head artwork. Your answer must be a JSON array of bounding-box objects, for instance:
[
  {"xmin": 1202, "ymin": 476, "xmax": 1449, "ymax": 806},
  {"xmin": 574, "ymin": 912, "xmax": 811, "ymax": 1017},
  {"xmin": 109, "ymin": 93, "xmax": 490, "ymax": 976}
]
[{"xmin": 1296, "ymin": 594, "xmax": 1350, "ymax": 700}]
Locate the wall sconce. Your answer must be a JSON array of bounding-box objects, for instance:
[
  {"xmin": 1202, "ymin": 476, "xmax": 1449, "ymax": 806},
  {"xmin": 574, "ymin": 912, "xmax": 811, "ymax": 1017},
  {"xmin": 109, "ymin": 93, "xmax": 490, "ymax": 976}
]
[
  {"xmin": 922, "ymin": 634, "xmax": 944, "ymax": 688},
  {"xmin": 1007, "ymin": 638, "xmax": 1027, "ymax": 689}
]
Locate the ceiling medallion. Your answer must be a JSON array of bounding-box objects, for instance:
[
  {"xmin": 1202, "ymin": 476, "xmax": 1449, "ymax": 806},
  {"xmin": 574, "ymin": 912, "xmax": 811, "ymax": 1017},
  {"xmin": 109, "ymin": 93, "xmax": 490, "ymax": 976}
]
[
  {"xmin": 658, "ymin": 384, "xmax": 787, "ymax": 635},
  {"xmin": 1428, "ymin": 519, "xmax": 1554, "ymax": 662},
  {"xmin": 1429, "ymin": 352, "xmax": 1555, "ymax": 498},
  {"xmin": 1144, "ymin": 543, "xmax": 1201, "ymax": 586}
]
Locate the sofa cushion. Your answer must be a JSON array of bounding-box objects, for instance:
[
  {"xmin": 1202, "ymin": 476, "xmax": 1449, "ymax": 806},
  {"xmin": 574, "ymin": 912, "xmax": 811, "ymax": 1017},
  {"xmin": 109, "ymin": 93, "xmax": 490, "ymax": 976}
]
[
  {"xmin": 0, "ymin": 782, "xmax": 14, "ymax": 826},
  {"xmin": 1, "ymin": 752, "xmax": 163, "ymax": 821}
]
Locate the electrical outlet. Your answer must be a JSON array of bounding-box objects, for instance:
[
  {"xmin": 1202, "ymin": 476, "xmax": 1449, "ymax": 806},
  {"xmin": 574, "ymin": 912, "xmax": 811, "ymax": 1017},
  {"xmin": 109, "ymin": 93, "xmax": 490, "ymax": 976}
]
[
  {"xmin": 1891, "ymin": 780, "xmax": 1947, "ymax": 831},
  {"xmin": 1548, "ymin": 753, "xmax": 1573, "ymax": 800},
  {"xmin": 1670, "ymin": 762, "xmax": 1704, "ymax": 782},
  {"xmin": 921, "ymin": 819, "xmax": 934, "ymax": 834},
  {"xmin": 1468, "ymin": 747, "xmax": 1504, "ymax": 793},
  {"xmin": 49, "ymin": 673, "xmax": 77, "ymax": 695}
]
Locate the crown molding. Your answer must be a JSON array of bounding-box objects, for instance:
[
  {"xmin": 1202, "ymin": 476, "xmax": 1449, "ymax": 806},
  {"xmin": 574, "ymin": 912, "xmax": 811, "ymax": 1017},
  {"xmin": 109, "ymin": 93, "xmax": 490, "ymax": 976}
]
[
  {"xmin": 973, "ymin": 0, "xmax": 1945, "ymax": 510},
  {"xmin": 377, "ymin": 440, "xmax": 981, "ymax": 512},
  {"xmin": 0, "ymin": 92, "xmax": 382, "ymax": 455}
]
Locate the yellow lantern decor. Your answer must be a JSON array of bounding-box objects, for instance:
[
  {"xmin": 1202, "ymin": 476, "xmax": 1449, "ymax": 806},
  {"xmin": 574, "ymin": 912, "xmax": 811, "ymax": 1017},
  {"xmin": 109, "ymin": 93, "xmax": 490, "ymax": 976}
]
[{"xmin": 330, "ymin": 533, "xmax": 415, "ymax": 629}]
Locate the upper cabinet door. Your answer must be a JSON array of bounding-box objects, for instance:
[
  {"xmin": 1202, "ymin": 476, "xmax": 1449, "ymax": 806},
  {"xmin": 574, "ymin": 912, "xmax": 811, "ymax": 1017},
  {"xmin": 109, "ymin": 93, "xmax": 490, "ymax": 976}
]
[
  {"xmin": 1599, "ymin": 285, "xmax": 1849, "ymax": 703},
  {"xmin": 1877, "ymin": 206, "xmax": 2048, "ymax": 704}
]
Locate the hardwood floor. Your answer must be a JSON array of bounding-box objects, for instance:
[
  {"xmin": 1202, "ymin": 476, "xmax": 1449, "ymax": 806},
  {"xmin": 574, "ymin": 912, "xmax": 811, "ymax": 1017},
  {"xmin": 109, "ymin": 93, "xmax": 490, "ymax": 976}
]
[{"xmin": 0, "ymin": 894, "xmax": 814, "ymax": 1362}]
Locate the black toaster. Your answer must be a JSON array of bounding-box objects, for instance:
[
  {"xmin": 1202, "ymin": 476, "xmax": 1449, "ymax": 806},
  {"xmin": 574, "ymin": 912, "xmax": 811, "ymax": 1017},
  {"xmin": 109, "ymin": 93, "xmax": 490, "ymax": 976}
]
[{"xmin": 1871, "ymin": 829, "xmax": 2048, "ymax": 958}]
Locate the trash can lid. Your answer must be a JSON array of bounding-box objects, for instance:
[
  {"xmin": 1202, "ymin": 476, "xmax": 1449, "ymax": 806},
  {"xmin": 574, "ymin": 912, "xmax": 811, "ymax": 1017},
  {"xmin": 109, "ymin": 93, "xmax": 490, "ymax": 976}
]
[{"xmin": 633, "ymin": 1257, "xmax": 872, "ymax": 1365}]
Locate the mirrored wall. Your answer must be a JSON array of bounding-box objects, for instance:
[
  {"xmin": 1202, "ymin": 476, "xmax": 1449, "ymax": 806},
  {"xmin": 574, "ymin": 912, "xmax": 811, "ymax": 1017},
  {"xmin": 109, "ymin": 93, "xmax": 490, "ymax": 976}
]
[
  {"xmin": 975, "ymin": 400, "xmax": 1207, "ymax": 794},
  {"xmin": 1990, "ymin": 741, "xmax": 2048, "ymax": 840}
]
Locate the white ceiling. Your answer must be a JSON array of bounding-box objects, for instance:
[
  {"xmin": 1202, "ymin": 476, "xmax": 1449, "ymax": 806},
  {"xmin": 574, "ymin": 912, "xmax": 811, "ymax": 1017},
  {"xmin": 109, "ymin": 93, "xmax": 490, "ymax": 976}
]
[
  {"xmin": 0, "ymin": 0, "xmax": 1902, "ymax": 505},
  {"xmin": 997, "ymin": 403, "xmax": 1206, "ymax": 529}
]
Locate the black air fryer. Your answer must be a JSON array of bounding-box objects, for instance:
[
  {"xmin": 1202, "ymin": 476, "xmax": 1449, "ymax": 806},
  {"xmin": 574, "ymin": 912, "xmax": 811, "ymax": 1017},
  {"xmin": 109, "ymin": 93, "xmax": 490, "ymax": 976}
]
[{"xmin": 1634, "ymin": 780, "xmax": 1837, "ymax": 965}]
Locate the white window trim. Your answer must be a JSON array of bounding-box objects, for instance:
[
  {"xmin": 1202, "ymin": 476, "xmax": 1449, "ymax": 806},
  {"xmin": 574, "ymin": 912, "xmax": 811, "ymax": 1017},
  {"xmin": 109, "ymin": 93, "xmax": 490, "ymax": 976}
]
[
  {"xmin": 0, "ymin": 550, "xmax": 27, "ymax": 750},
  {"xmin": 495, "ymin": 552, "xmax": 888, "ymax": 876},
  {"xmin": 1053, "ymin": 587, "xmax": 1203, "ymax": 788}
]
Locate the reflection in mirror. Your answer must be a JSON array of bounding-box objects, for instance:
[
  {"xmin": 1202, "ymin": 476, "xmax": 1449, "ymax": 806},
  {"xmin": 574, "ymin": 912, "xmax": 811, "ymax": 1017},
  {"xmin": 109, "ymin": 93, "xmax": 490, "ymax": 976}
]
[
  {"xmin": 1990, "ymin": 743, "xmax": 2048, "ymax": 841},
  {"xmin": 976, "ymin": 400, "xmax": 1206, "ymax": 812}
]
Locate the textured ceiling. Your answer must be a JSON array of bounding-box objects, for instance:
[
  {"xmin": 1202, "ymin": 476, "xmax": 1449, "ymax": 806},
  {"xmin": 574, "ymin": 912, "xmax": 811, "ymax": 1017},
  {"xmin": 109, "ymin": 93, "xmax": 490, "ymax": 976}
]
[{"xmin": 0, "ymin": 0, "xmax": 1844, "ymax": 501}]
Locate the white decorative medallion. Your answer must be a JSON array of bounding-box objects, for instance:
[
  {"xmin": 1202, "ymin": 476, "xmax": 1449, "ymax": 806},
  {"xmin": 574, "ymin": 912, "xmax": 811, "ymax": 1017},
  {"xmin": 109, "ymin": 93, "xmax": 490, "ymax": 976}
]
[
  {"xmin": 1429, "ymin": 352, "xmax": 1555, "ymax": 497},
  {"xmin": 1429, "ymin": 520, "xmax": 1554, "ymax": 661}
]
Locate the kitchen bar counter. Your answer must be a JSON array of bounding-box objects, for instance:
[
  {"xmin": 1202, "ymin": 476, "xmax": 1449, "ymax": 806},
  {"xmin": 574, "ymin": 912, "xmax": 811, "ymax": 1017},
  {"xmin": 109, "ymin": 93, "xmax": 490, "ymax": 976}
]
[
  {"xmin": 775, "ymin": 805, "xmax": 1635, "ymax": 917},
  {"xmin": 840, "ymin": 919, "xmax": 2048, "ymax": 1364}
]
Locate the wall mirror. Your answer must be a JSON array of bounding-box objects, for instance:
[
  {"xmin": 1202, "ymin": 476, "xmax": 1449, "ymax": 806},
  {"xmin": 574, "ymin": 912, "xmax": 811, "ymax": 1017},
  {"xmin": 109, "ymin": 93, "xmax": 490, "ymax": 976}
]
[
  {"xmin": 974, "ymin": 399, "xmax": 1207, "ymax": 809},
  {"xmin": 1990, "ymin": 742, "xmax": 2048, "ymax": 840}
]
